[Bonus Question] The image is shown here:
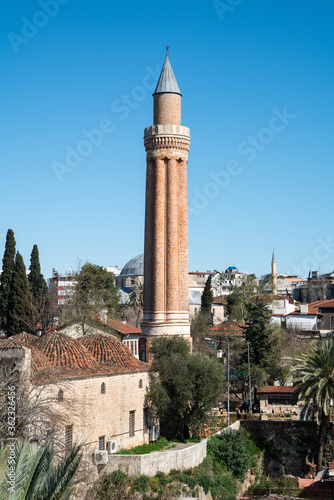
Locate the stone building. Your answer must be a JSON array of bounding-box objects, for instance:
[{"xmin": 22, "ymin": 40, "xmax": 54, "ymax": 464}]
[
  {"xmin": 0, "ymin": 331, "xmax": 151, "ymax": 461},
  {"xmin": 141, "ymin": 49, "xmax": 192, "ymax": 360}
]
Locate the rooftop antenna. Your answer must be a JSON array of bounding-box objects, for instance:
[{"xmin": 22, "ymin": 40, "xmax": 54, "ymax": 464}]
[{"xmin": 166, "ymin": 45, "xmax": 170, "ymax": 57}]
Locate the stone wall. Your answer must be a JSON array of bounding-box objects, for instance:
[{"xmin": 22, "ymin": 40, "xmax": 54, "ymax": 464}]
[
  {"xmin": 106, "ymin": 439, "xmax": 207, "ymax": 477},
  {"xmin": 35, "ymin": 370, "xmax": 151, "ymax": 455},
  {"xmin": 240, "ymin": 420, "xmax": 334, "ymax": 476}
]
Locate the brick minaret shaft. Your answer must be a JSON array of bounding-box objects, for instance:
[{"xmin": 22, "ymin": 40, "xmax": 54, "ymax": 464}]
[{"xmin": 141, "ymin": 51, "xmax": 191, "ymax": 352}]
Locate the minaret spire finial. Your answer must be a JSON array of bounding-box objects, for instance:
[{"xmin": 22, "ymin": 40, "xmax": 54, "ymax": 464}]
[{"xmin": 166, "ymin": 45, "xmax": 170, "ymax": 57}]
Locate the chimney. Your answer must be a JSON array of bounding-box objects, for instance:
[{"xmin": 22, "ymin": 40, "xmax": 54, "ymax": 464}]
[{"xmin": 300, "ymin": 303, "xmax": 308, "ymax": 315}]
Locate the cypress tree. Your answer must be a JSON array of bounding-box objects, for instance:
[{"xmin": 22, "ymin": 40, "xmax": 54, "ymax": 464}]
[
  {"xmin": 201, "ymin": 274, "xmax": 213, "ymax": 314},
  {"xmin": 7, "ymin": 252, "xmax": 33, "ymax": 336},
  {"xmin": 28, "ymin": 244, "xmax": 48, "ymax": 299},
  {"xmin": 28, "ymin": 244, "xmax": 49, "ymax": 329},
  {"xmin": 243, "ymin": 298, "xmax": 276, "ymax": 370},
  {"xmin": 0, "ymin": 229, "xmax": 16, "ymax": 330}
]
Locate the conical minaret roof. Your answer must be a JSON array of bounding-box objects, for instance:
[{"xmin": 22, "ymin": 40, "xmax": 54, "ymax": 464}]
[
  {"xmin": 272, "ymin": 249, "xmax": 276, "ymax": 265},
  {"xmin": 153, "ymin": 48, "xmax": 181, "ymax": 96}
]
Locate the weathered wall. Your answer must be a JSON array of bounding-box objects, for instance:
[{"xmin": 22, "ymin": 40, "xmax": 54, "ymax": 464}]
[
  {"xmin": 36, "ymin": 370, "xmax": 151, "ymax": 455},
  {"xmin": 240, "ymin": 420, "xmax": 333, "ymax": 476},
  {"xmin": 106, "ymin": 439, "xmax": 207, "ymax": 477}
]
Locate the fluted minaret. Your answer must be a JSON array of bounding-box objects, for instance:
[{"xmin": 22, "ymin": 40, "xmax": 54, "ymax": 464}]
[
  {"xmin": 140, "ymin": 49, "xmax": 191, "ymax": 360},
  {"xmin": 272, "ymin": 249, "xmax": 277, "ymax": 295}
]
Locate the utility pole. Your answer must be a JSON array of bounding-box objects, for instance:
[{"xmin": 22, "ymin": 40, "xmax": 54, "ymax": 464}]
[{"xmin": 247, "ymin": 341, "xmax": 252, "ymax": 412}]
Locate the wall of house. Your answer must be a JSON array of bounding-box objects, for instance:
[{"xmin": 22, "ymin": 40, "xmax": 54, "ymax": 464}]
[
  {"xmin": 258, "ymin": 394, "xmax": 300, "ymax": 415},
  {"xmin": 39, "ymin": 370, "xmax": 151, "ymax": 456},
  {"xmin": 286, "ymin": 314, "xmax": 317, "ymax": 331}
]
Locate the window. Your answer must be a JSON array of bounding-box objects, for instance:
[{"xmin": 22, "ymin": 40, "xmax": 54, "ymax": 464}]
[
  {"xmin": 101, "ymin": 383, "xmax": 106, "ymax": 394},
  {"xmin": 129, "ymin": 411, "xmax": 135, "ymax": 437},
  {"xmin": 139, "ymin": 379, "xmax": 143, "ymax": 388},
  {"xmin": 98, "ymin": 436, "xmax": 105, "ymax": 451},
  {"xmin": 65, "ymin": 425, "xmax": 73, "ymax": 451},
  {"xmin": 58, "ymin": 389, "xmax": 64, "ymax": 402},
  {"xmin": 143, "ymin": 408, "xmax": 149, "ymax": 432}
]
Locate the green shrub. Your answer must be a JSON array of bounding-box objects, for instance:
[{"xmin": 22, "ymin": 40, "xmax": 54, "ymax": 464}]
[
  {"xmin": 207, "ymin": 429, "xmax": 251, "ymax": 481},
  {"xmin": 197, "ymin": 473, "xmax": 213, "ymax": 493},
  {"xmin": 133, "ymin": 475, "xmax": 150, "ymax": 493},
  {"xmin": 155, "ymin": 471, "xmax": 169, "ymax": 485}
]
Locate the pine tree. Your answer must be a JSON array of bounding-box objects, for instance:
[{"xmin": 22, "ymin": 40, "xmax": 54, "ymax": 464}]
[
  {"xmin": 201, "ymin": 274, "xmax": 213, "ymax": 314},
  {"xmin": 0, "ymin": 229, "xmax": 16, "ymax": 331},
  {"xmin": 7, "ymin": 252, "xmax": 33, "ymax": 336},
  {"xmin": 28, "ymin": 244, "xmax": 49, "ymax": 328}
]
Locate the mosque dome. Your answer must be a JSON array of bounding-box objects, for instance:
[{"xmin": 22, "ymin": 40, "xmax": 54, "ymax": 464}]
[
  {"xmin": 35, "ymin": 331, "xmax": 100, "ymax": 370},
  {"xmin": 79, "ymin": 333, "xmax": 147, "ymax": 372},
  {"xmin": 120, "ymin": 254, "xmax": 144, "ymax": 276}
]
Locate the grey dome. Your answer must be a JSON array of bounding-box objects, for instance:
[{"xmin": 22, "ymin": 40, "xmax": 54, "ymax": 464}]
[{"xmin": 120, "ymin": 254, "xmax": 144, "ymax": 276}]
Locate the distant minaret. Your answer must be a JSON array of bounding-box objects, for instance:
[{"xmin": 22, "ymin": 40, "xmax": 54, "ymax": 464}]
[
  {"xmin": 271, "ymin": 249, "xmax": 277, "ymax": 295},
  {"xmin": 140, "ymin": 48, "xmax": 191, "ymax": 361}
]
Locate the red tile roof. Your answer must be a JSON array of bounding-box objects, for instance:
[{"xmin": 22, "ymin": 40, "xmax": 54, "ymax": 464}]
[
  {"xmin": 35, "ymin": 331, "xmax": 102, "ymax": 370},
  {"xmin": 106, "ymin": 318, "xmax": 141, "ymax": 335},
  {"xmin": 211, "ymin": 321, "xmax": 243, "ymax": 336},
  {"xmin": 79, "ymin": 334, "xmax": 148, "ymax": 373},
  {"xmin": 89, "ymin": 316, "xmax": 141, "ymax": 335},
  {"xmin": 0, "ymin": 336, "xmax": 53, "ymax": 373},
  {"xmin": 0, "ymin": 330, "xmax": 149, "ymax": 383},
  {"xmin": 212, "ymin": 296, "xmax": 228, "ymax": 305},
  {"xmin": 0, "ymin": 332, "xmax": 39, "ymax": 346},
  {"xmin": 257, "ymin": 386, "xmax": 298, "ymax": 394}
]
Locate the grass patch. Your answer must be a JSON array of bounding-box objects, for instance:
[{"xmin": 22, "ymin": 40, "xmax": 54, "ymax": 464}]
[{"xmin": 116, "ymin": 437, "xmax": 175, "ymax": 455}]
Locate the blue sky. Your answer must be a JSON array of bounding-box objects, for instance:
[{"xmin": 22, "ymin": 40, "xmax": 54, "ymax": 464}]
[{"xmin": 1, "ymin": 0, "xmax": 333, "ymax": 280}]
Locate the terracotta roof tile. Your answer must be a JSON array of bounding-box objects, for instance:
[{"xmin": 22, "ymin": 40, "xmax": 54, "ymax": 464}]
[
  {"xmin": 106, "ymin": 318, "xmax": 141, "ymax": 335},
  {"xmin": 1, "ymin": 330, "xmax": 149, "ymax": 384},
  {"xmin": 212, "ymin": 296, "xmax": 228, "ymax": 305},
  {"xmin": 89, "ymin": 316, "xmax": 141, "ymax": 335},
  {"xmin": 211, "ymin": 321, "xmax": 243, "ymax": 335},
  {"xmin": 0, "ymin": 336, "xmax": 53, "ymax": 373},
  {"xmin": 79, "ymin": 333, "xmax": 148, "ymax": 373},
  {"xmin": 35, "ymin": 331, "xmax": 101, "ymax": 370},
  {"xmin": 257, "ymin": 386, "xmax": 298, "ymax": 394},
  {"xmin": 0, "ymin": 332, "xmax": 39, "ymax": 347}
]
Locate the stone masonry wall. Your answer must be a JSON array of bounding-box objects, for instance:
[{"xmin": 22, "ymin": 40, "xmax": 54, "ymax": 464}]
[
  {"xmin": 241, "ymin": 420, "xmax": 334, "ymax": 476},
  {"xmin": 106, "ymin": 439, "xmax": 207, "ymax": 477},
  {"xmin": 38, "ymin": 370, "xmax": 151, "ymax": 455}
]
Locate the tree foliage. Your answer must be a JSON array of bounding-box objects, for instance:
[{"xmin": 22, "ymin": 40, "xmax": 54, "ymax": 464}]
[
  {"xmin": 147, "ymin": 336, "xmax": 225, "ymax": 440},
  {"xmin": 242, "ymin": 298, "xmax": 277, "ymax": 373},
  {"xmin": 294, "ymin": 339, "xmax": 334, "ymax": 471},
  {"xmin": 60, "ymin": 263, "xmax": 121, "ymax": 334},
  {"xmin": 226, "ymin": 274, "xmax": 259, "ymax": 323},
  {"xmin": 0, "ymin": 439, "xmax": 82, "ymax": 500},
  {"xmin": 0, "ymin": 229, "xmax": 16, "ymax": 331},
  {"xmin": 201, "ymin": 275, "xmax": 213, "ymax": 314},
  {"xmin": 7, "ymin": 252, "xmax": 33, "ymax": 337},
  {"xmin": 28, "ymin": 244, "xmax": 50, "ymax": 330},
  {"xmin": 207, "ymin": 429, "xmax": 253, "ymax": 481},
  {"xmin": 190, "ymin": 312, "xmax": 214, "ymax": 355}
]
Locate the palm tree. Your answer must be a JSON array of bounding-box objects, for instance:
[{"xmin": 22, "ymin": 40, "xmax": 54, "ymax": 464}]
[
  {"xmin": 0, "ymin": 439, "xmax": 82, "ymax": 499},
  {"xmin": 294, "ymin": 339, "xmax": 334, "ymax": 472}
]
